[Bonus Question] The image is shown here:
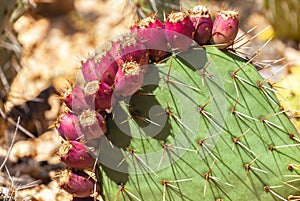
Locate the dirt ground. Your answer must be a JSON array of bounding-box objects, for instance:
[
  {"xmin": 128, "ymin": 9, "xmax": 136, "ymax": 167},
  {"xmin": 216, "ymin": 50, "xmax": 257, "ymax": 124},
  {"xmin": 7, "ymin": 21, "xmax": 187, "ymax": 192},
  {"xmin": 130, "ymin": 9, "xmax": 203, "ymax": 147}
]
[{"xmin": 1, "ymin": 0, "xmax": 300, "ymax": 200}]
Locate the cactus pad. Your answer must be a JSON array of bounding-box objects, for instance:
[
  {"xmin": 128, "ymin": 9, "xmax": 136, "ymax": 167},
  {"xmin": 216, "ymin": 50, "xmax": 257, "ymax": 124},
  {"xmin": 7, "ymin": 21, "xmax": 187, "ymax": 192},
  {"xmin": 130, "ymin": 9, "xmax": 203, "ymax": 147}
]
[{"xmin": 95, "ymin": 46, "xmax": 300, "ymax": 200}]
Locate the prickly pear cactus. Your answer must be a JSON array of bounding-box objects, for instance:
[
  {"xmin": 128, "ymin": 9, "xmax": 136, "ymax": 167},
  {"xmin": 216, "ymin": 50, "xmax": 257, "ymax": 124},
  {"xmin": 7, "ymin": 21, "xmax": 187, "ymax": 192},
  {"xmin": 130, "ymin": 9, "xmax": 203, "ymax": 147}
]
[{"xmin": 55, "ymin": 4, "xmax": 300, "ymax": 201}]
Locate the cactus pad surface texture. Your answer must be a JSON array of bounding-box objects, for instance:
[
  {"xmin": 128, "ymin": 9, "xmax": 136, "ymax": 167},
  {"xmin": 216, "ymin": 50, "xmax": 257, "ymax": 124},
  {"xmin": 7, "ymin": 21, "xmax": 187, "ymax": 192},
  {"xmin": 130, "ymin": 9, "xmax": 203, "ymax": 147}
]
[{"xmin": 96, "ymin": 46, "xmax": 300, "ymax": 201}]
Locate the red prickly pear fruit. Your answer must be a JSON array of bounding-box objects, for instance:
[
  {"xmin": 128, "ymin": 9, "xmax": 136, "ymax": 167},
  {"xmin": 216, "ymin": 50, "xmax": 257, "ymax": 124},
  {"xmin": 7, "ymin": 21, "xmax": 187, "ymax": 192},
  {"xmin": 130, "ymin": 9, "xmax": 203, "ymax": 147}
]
[
  {"xmin": 59, "ymin": 140, "xmax": 95, "ymax": 169},
  {"xmin": 120, "ymin": 33, "xmax": 149, "ymax": 66},
  {"xmin": 107, "ymin": 36, "xmax": 123, "ymax": 65},
  {"xmin": 79, "ymin": 109, "xmax": 107, "ymax": 139},
  {"xmin": 165, "ymin": 11, "xmax": 194, "ymax": 51},
  {"xmin": 130, "ymin": 23, "xmax": 138, "ymax": 32},
  {"xmin": 84, "ymin": 81, "xmax": 113, "ymax": 110},
  {"xmin": 95, "ymin": 82, "xmax": 113, "ymax": 110},
  {"xmin": 57, "ymin": 113, "xmax": 83, "ymax": 140},
  {"xmin": 58, "ymin": 169, "xmax": 95, "ymax": 198},
  {"xmin": 81, "ymin": 58, "xmax": 98, "ymax": 82},
  {"xmin": 93, "ymin": 48, "xmax": 118, "ymax": 86},
  {"xmin": 130, "ymin": 20, "xmax": 140, "ymax": 33},
  {"xmin": 188, "ymin": 5, "xmax": 213, "ymax": 45},
  {"xmin": 83, "ymin": 80, "xmax": 99, "ymax": 108},
  {"xmin": 108, "ymin": 34, "xmax": 149, "ymax": 67},
  {"xmin": 134, "ymin": 15, "xmax": 168, "ymax": 61},
  {"xmin": 212, "ymin": 10, "xmax": 239, "ymax": 49},
  {"xmin": 64, "ymin": 85, "xmax": 90, "ymax": 113},
  {"xmin": 114, "ymin": 61, "xmax": 144, "ymax": 97}
]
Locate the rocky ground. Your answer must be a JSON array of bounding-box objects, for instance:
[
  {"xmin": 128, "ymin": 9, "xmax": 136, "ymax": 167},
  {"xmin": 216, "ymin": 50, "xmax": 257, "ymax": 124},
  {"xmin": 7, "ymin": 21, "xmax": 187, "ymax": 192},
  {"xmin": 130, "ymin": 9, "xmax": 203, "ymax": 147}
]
[{"xmin": 0, "ymin": 0, "xmax": 299, "ymax": 200}]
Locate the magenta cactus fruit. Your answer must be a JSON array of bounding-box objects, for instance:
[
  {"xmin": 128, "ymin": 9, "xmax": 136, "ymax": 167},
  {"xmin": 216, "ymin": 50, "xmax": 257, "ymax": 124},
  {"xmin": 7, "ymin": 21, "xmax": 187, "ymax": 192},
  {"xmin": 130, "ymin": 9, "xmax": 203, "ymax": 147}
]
[
  {"xmin": 108, "ymin": 34, "xmax": 149, "ymax": 67},
  {"xmin": 93, "ymin": 48, "xmax": 118, "ymax": 86},
  {"xmin": 188, "ymin": 5, "xmax": 213, "ymax": 45},
  {"xmin": 94, "ymin": 82, "xmax": 113, "ymax": 110},
  {"xmin": 134, "ymin": 15, "xmax": 168, "ymax": 60},
  {"xmin": 120, "ymin": 33, "xmax": 149, "ymax": 66},
  {"xmin": 165, "ymin": 11, "xmax": 194, "ymax": 51},
  {"xmin": 59, "ymin": 140, "xmax": 95, "ymax": 169},
  {"xmin": 64, "ymin": 85, "xmax": 90, "ymax": 113},
  {"xmin": 114, "ymin": 61, "xmax": 144, "ymax": 97},
  {"xmin": 130, "ymin": 23, "xmax": 138, "ymax": 33},
  {"xmin": 58, "ymin": 169, "xmax": 95, "ymax": 198},
  {"xmin": 83, "ymin": 80, "xmax": 99, "ymax": 107},
  {"xmin": 212, "ymin": 10, "xmax": 239, "ymax": 48},
  {"xmin": 57, "ymin": 112, "xmax": 83, "ymax": 140},
  {"xmin": 81, "ymin": 58, "xmax": 98, "ymax": 82},
  {"xmin": 79, "ymin": 109, "xmax": 107, "ymax": 139},
  {"xmin": 84, "ymin": 81, "xmax": 113, "ymax": 110}
]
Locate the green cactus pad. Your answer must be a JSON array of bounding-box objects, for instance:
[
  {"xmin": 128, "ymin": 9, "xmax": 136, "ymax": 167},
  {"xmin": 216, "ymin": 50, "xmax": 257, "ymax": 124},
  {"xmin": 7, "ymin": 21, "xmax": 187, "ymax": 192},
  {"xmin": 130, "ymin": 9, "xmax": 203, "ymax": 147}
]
[{"xmin": 96, "ymin": 46, "xmax": 300, "ymax": 200}]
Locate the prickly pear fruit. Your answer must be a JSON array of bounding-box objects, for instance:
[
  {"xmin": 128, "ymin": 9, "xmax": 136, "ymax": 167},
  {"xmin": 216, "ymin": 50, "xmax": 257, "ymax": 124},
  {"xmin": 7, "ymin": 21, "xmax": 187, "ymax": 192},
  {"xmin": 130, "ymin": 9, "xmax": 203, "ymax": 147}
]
[
  {"xmin": 134, "ymin": 15, "xmax": 168, "ymax": 60},
  {"xmin": 188, "ymin": 5, "xmax": 213, "ymax": 45},
  {"xmin": 165, "ymin": 11, "xmax": 194, "ymax": 51},
  {"xmin": 83, "ymin": 80, "xmax": 99, "ymax": 108},
  {"xmin": 59, "ymin": 140, "xmax": 95, "ymax": 170},
  {"xmin": 84, "ymin": 80, "xmax": 112, "ymax": 111},
  {"xmin": 120, "ymin": 33, "xmax": 149, "ymax": 66},
  {"xmin": 107, "ymin": 35, "xmax": 123, "ymax": 64},
  {"xmin": 58, "ymin": 169, "xmax": 95, "ymax": 198},
  {"xmin": 94, "ymin": 82, "xmax": 113, "ymax": 110},
  {"xmin": 212, "ymin": 10, "xmax": 239, "ymax": 48},
  {"xmin": 79, "ymin": 109, "xmax": 107, "ymax": 139},
  {"xmin": 56, "ymin": 113, "xmax": 83, "ymax": 141},
  {"xmin": 93, "ymin": 49, "xmax": 118, "ymax": 86},
  {"xmin": 108, "ymin": 34, "xmax": 148, "ymax": 67},
  {"xmin": 64, "ymin": 85, "xmax": 90, "ymax": 113},
  {"xmin": 114, "ymin": 61, "xmax": 144, "ymax": 97},
  {"xmin": 81, "ymin": 58, "xmax": 98, "ymax": 82}
]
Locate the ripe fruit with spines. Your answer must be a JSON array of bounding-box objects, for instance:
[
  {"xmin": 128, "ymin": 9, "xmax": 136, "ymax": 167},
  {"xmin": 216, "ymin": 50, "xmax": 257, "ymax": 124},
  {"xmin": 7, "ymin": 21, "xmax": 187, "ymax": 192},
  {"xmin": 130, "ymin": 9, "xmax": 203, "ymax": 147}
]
[
  {"xmin": 58, "ymin": 169, "xmax": 95, "ymax": 198},
  {"xmin": 83, "ymin": 80, "xmax": 99, "ymax": 108},
  {"xmin": 120, "ymin": 33, "xmax": 149, "ymax": 66},
  {"xmin": 81, "ymin": 58, "xmax": 98, "ymax": 82},
  {"xmin": 64, "ymin": 85, "xmax": 91, "ymax": 113},
  {"xmin": 83, "ymin": 80, "xmax": 113, "ymax": 111},
  {"xmin": 114, "ymin": 61, "xmax": 144, "ymax": 97},
  {"xmin": 133, "ymin": 15, "xmax": 168, "ymax": 61},
  {"xmin": 94, "ymin": 81, "xmax": 113, "ymax": 111},
  {"xmin": 212, "ymin": 10, "xmax": 239, "ymax": 49},
  {"xmin": 56, "ymin": 112, "xmax": 83, "ymax": 141},
  {"xmin": 165, "ymin": 11, "xmax": 194, "ymax": 51},
  {"xmin": 59, "ymin": 140, "xmax": 95, "ymax": 170},
  {"xmin": 79, "ymin": 109, "xmax": 107, "ymax": 140},
  {"xmin": 108, "ymin": 33, "xmax": 149, "ymax": 67},
  {"xmin": 188, "ymin": 5, "xmax": 213, "ymax": 45},
  {"xmin": 93, "ymin": 48, "xmax": 118, "ymax": 86}
]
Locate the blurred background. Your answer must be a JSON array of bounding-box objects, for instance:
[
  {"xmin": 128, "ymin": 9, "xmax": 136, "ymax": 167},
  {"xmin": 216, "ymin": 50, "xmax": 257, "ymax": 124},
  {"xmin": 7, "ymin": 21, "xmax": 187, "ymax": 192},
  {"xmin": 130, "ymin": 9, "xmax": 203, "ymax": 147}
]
[{"xmin": 0, "ymin": 0, "xmax": 299, "ymax": 200}]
